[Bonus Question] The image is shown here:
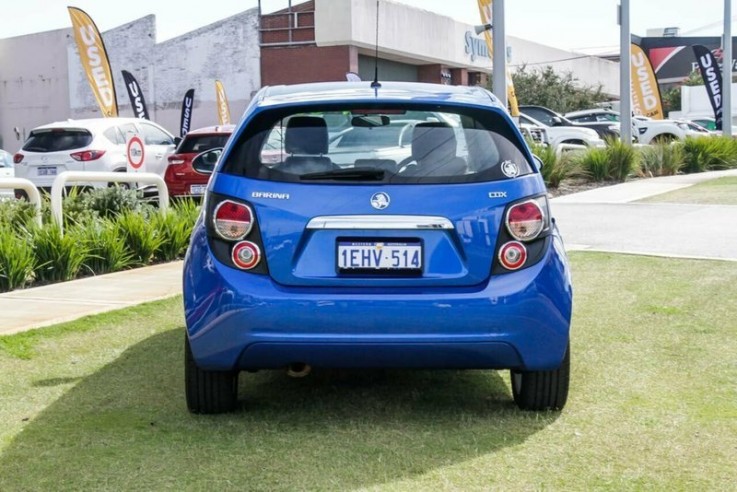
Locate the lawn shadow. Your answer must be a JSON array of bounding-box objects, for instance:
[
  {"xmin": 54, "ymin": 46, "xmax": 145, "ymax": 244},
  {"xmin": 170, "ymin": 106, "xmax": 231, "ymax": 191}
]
[{"xmin": 0, "ymin": 328, "xmax": 558, "ymax": 490}]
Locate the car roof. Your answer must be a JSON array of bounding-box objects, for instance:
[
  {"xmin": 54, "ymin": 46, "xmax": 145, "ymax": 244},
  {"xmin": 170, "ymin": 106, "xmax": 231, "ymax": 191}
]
[
  {"xmin": 565, "ymin": 108, "xmax": 618, "ymax": 117},
  {"xmin": 31, "ymin": 117, "xmax": 162, "ymax": 132},
  {"xmin": 185, "ymin": 125, "xmax": 235, "ymax": 136},
  {"xmin": 257, "ymin": 82, "xmax": 502, "ymax": 109}
]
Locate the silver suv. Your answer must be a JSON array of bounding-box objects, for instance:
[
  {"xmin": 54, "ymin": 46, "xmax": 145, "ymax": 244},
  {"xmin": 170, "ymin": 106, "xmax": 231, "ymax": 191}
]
[{"xmin": 14, "ymin": 118, "xmax": 178, "ymax": 189}]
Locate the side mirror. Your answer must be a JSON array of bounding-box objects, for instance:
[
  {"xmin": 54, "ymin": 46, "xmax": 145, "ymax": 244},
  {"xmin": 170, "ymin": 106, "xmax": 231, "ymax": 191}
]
[
  {"xmin": 192, "ymin": 148, "xmax": 223, "ymax": 175},
  {"xmin": 532, "ymin": 154, "xmax": 544, "ymax": 170},
  {"xmin": 551, "ymin": 116, "xmax": 563, "ymax": 126},
  {"xmin": 173, "ymin": 136, "xmax": 182, "ymax": 147}
]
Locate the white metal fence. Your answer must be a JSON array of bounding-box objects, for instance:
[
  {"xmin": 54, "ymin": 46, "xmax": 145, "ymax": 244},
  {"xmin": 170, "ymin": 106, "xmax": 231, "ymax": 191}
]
[{"xmin": 50, "ymin": 171, "xmax": 169, "ymax": 235}]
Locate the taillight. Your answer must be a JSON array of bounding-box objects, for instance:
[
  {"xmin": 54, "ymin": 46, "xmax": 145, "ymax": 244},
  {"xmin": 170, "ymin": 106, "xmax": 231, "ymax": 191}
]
[
  {"xmin": 168, "ymin": 155, "xmax": 185, "ymax": 165},
  {"xmin": 13, "ymin": 153, "xmax": 24, "ymax": 164},
  {"xmin": 506, "ymin": 199, "xmax": 545, "ymax": 242},
  {"xmin": 213, "ymin": 200, "xmax": 253, "ymax": 241},
  {"xmin": 498, "ymin": 241, "xmax": 527, "ymax": 270},
  {"xmin": 70, "ymin": 150, "xmax": 106, "ymax": 161},
  {"xmin": 231, "ymin": 241, "xmax": 261, "ymax": 270}
]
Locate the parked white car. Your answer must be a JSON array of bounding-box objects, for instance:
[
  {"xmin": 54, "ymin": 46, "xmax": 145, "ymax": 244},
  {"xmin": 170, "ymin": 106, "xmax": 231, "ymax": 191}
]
[
  {"xmin": 519, "ymin": 113, "xmax": 605, "ymax": 151},
  {"xmin": 13, "ymin": 118, "xmax": 178, "ymax": 189},
  {"xmin": 0, "ymin": 149, "xmax": 15, "ymax": 198},
  {"xmin": 565, "ymin": 109, "xmax": 712, "ymax": 144},
  {"xmin": 633, "ymin": 116, "xmax": 711, "ymax": 144}
]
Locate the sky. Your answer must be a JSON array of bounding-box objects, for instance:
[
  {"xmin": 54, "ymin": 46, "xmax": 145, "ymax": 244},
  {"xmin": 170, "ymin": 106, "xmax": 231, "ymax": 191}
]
[{"xmin": 0, "ymin": 0, "xmax": 731, "ymax": 53}]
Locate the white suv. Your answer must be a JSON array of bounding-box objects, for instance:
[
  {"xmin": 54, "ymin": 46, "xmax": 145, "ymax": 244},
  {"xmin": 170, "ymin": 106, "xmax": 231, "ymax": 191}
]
[
  {"xmin": 519, "ymin": 113, "xmax": 605, "ymax": 151},
  {"xmin": 14, "ymin": 118, "xmax": 178, "ymax": 189}
]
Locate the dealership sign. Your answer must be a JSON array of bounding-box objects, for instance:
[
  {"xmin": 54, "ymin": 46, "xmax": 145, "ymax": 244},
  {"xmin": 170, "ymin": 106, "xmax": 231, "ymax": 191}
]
[{"xmin": 465, "ymin": 32, "xmax": 491, "ymax": 62}]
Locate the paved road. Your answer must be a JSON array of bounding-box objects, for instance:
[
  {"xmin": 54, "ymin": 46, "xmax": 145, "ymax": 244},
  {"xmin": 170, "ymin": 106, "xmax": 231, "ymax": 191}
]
[
  {"xmin": 551, "ymin": 169, "xmax": 737, "ymax": 261},
  {"xmin": 551, "ymin": 202, "xmax": 737, "ymax": 261}
]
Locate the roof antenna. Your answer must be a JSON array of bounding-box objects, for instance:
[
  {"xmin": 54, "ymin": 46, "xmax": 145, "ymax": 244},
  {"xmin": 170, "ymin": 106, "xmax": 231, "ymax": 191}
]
[{"xmin": 370, "ymin": 0, "xmax": 381, "ymax": 89}]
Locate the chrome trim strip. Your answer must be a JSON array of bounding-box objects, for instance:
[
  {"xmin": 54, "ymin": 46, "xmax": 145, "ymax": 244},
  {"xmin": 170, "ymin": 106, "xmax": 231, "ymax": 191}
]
[{"xmin": 306, "ymin": 215, "xmax": 454, "ymax": 230}]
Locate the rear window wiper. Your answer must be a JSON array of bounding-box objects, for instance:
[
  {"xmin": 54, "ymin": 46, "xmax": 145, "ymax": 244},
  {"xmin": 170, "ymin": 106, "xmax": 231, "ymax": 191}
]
[{"xmin": 300, "ymin": 168, "xmax": 385, "ymax": 181}]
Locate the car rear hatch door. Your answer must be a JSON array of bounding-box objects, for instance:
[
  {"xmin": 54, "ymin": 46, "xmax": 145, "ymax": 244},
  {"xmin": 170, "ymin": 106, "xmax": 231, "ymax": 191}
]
[
  {"xmin": 20, "ymin": 128, "xmax": 93, "ymax": 180},
  {"xmin": 214, "ymin": 176, "xmax": 538, "ymax": 288}
]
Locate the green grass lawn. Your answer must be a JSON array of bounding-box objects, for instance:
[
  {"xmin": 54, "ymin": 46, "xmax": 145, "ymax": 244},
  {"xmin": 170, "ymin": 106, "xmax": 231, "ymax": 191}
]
[
  {"xmin": 641, "ymin": 176, "xmax": 737, "ymax": 205},
  {"xmin": 1, "ymin": 252, "xmax": 736, "ymax": 490}
]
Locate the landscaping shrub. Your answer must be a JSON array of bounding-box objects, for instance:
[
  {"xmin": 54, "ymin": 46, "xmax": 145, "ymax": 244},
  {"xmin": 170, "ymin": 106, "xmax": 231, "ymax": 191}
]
[
  {"xmin": 639, "ymin": 142, "xmax": 685, "ymax": 177},
  {"xmin": 153, "ymin": 200, "xmax": 200, "ymax": 262},
  {"xmin": 527, "ymin": 142, "xmax": 583, "ymax": 188},
  {"xmin": 681, "ymin": 136, "xmax": 737, "ymax": 173},
  {"xmin": 0, "ymin": 225, "xmax": 35, "ymax": 292},
  {"xmin": 605, "ymin": 139, "xmax": 640, "ymax": 182},
  {"xmin": 578, "ymin": 147, "xmax": 610, "ymax": 182},
  {"xmin": 116, "ymin": 211, "xmax": 164, "ymax": 266},
  {"xmin": 31, "ymin": 224, "xmax": 89, "ymax": 283},
  {"xmin": 62, "ymin": 186, "xmax": 149, "ymax": 225},
  {"xmin": 0, "ymin": 199, "xmax": 39, "ymax": 232},
  {"xmin": 82, "ymin": 219, "xmax": 134, "ymax": 275}
]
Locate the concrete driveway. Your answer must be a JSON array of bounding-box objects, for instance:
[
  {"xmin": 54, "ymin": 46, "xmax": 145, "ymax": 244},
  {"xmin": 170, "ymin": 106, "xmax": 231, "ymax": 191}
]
[{"xmin": 550, "ymin": 170, "xmax": 737, "ymax": 261}]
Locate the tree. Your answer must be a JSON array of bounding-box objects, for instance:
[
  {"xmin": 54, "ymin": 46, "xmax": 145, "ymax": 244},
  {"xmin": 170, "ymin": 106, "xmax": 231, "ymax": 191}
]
[
  {"xmin": 660, "ymin": 69, "xmax": 704, "ymax": 114},
  {"xmin": 501, "ymin": 65, "xmax": 609, "ymax": 113}
]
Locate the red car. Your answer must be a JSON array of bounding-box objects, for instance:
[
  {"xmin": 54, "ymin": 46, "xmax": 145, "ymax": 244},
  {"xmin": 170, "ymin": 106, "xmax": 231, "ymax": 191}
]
[{"xmin": 164, "ymin": 125, "xmax": 234, "ymax": 197}]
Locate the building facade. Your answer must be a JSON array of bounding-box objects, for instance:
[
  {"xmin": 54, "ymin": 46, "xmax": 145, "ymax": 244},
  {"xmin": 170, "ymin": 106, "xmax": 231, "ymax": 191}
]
[{"xmin": 0, "ymin": 0, "xmax": 618, "ymax": 152}]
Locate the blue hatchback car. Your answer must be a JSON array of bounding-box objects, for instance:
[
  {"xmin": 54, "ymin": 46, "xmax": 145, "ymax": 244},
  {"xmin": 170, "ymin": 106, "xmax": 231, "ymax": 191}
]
[{"xmin": 183, "ymin": 82, "xmax": 572, "ymax": 414}]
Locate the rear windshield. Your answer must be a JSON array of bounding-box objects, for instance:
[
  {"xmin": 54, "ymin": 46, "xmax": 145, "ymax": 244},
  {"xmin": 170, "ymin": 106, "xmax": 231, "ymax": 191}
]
[
  {"xmin": 22, "ymin": 129, "xmax": 93, "ymax": 152},
  {"xmin": 220, "ymin": 104, "xmax": 534, "ymax": 184},
  {"xmin": 177, "ymin": 134, "xmax": 231, "ymax": 154}
]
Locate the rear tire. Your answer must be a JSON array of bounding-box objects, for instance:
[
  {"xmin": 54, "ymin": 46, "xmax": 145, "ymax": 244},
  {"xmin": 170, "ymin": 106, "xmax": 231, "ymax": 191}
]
[
  {"xmin": 511, "ymin": 344, "xmax": 570, "ymax": 411},
  {"xmin": 185, "ymin": 334, "xmax": 238, "ymax": 414}
]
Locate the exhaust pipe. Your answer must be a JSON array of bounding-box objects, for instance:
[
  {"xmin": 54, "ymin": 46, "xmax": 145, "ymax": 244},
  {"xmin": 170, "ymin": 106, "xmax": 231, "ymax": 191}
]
[{"xmin": 287, "ymin": 362, "xmax": 311, "ymax": 378}]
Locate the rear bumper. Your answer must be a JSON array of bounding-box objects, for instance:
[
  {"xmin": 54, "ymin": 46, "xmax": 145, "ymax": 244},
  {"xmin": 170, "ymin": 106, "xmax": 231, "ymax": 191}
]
[{"xmin": 184, "ymin": 226, "xmax": 572, "ymax": 372}]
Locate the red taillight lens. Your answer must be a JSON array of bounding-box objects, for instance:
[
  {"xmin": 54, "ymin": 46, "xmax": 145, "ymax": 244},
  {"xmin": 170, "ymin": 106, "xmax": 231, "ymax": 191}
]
[
  {"xmin": 13, "ymin": 153, "xmax": 24, "ymax": 164},
  {"xmin": 506, "ymin": 199, "xmax": 545, "ymax": 241},
  {"xmin": 231, "ymin": 241, "xmax": 261, "ymax": 270},
  {"xmin": 213, "ymin": 200, "xmax": 253, "ymax": 241},
  {"xmin": 70, "ymin": 150, "xmax": 106, "ymax": 161},
  {"xmin": 498, "ymin": 241, "xmax": 527, "ymax": 270}
]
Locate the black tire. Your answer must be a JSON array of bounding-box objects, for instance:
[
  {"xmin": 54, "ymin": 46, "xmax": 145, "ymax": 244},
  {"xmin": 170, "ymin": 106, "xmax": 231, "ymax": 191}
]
[
  {"xmin": 511, "ymin": 344, "xmax": 570, "ymax": 411},
  {"xmin": 185, "ymin": 334, "xmax": 238, "ymax": 414}
]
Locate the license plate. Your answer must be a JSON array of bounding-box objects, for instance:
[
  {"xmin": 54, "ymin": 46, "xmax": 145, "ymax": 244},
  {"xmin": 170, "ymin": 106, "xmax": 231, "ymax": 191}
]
[
  {"xmin": 338, "ymin": 241, "xmax": 422, "ymax": 270},
  {"xmin": 190, "ymin": 184, "xmax": 206, "ymax": 195},
  {"xmin": 38, "ymin": 166, "xmax": 57, "ymax": 176}
]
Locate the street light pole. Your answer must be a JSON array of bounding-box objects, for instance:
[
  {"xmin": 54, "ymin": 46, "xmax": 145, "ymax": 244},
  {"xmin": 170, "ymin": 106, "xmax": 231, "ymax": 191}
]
[
  {"xmin": 723, "ymin": 0, "xmax": 732, "ymax": 137},
  {"xmin": 492, "ymin": 0, "xmax": 507, "ymax": 109},
  {"xmin": 619, "ymin": 0, "xmax": 632, "ymax": 144}
]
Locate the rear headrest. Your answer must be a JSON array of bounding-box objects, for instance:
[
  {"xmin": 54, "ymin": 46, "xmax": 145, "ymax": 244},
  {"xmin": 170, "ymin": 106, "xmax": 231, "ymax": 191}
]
[
  {"xmin": 412, "ymin": 122, "xmax": 457, "ymax": 163},
  {"xmin": 285, "ymin": 116, "xmax": 328, "ymax": 155}
]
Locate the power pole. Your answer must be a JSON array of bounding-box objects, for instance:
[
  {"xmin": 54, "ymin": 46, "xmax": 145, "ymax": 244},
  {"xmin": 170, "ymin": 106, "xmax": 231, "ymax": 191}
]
[
  {"xmin": 723, "ymin": 0, "xmax": 732, "ymax": 136},
  {"xmin": 619, "ymin": 0, "xmax": 632, "ymax": 144},
  {"xmin": 492, "ymin": 0, "xmax": 507, "ymax": 109}
]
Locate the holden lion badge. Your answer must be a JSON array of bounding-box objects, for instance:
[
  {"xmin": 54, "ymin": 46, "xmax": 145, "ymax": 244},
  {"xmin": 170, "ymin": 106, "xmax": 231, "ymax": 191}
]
[
  {"xmin": 370, "ymin": 192, "xmax": 390, "ymax": 210},
  {"xmin": 501, "ymin": 160, "xmax": 520, "ymax": 178}
]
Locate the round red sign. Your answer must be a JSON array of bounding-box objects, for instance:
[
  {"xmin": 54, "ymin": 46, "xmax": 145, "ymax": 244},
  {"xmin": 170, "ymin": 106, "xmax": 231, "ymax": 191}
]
[{"xmin": 127, "ymin": 135, "xmax": 145, "ymax": 169}]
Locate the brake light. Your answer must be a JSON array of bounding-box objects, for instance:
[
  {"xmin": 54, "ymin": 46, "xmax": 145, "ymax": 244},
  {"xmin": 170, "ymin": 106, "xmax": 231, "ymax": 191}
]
[
  {"xmin": 213, "ymin": 200, "xmax": 253, "ymax": 241},
  {"xmin": 13, "ymin": 153, "xmax": 24, "ymax": 164},
  {"xmin": 498, "ymin": 241, "xmax": 527, "ymax": 270},
  {"xmin": 168, "ymin": 155, "xmax": 185, "ymax": 165},
  {"xmin": 231, "ymin": 241, "xmax": 261, "ymax": 270},
  {"xmin": 70, "ymin": 150, "xmax": 106, "ymax": 161},
  {"xmin": 506, "ymin": 199, "xmax": 545, "ymax": 242}
]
